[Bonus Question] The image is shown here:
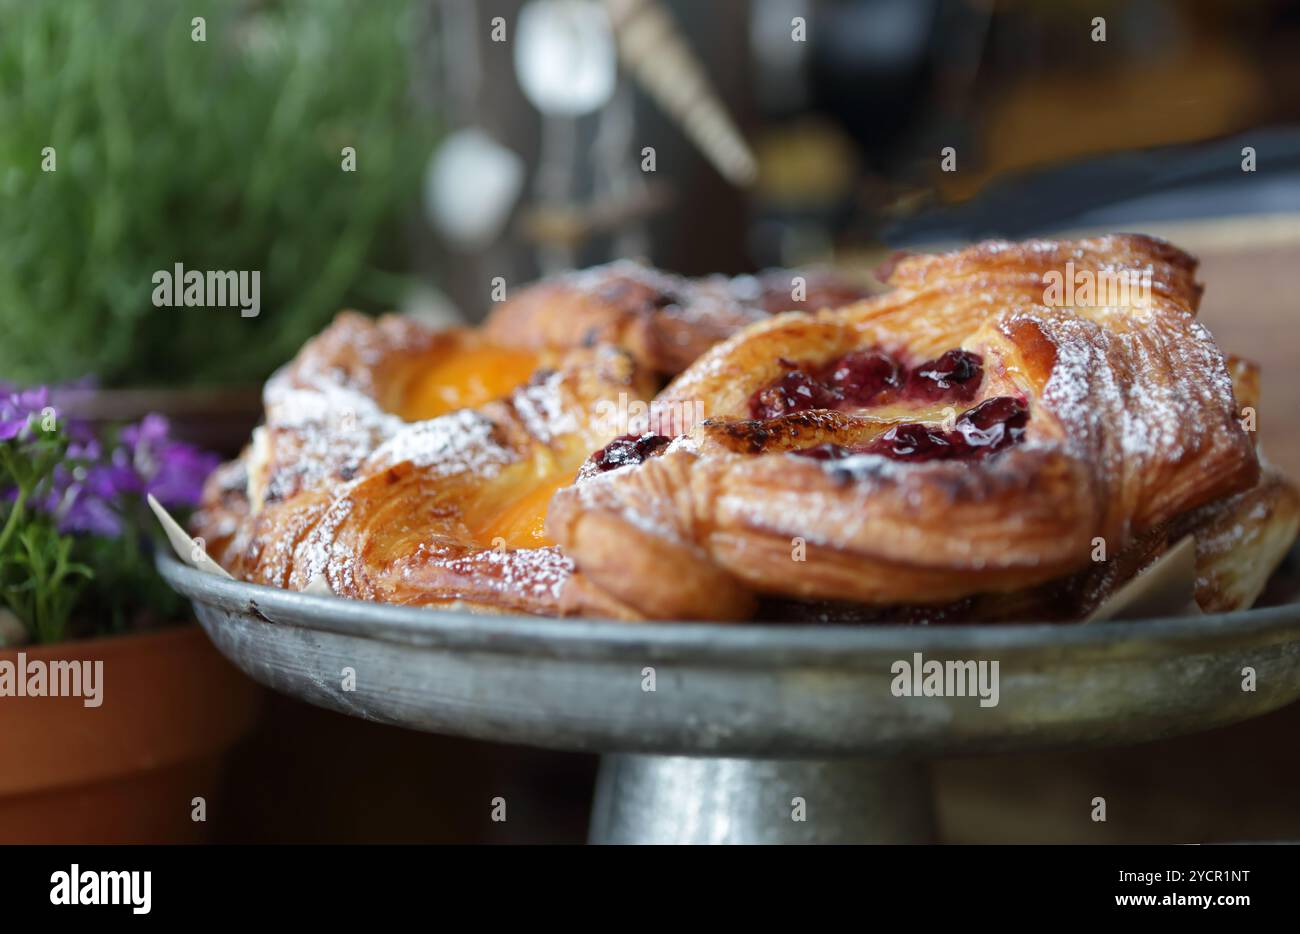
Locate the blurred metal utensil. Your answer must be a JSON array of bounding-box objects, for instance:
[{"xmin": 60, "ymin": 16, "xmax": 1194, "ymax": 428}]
[{"xmin": 604, "ymin": 0, "xmax": 759, "ymax": 186}]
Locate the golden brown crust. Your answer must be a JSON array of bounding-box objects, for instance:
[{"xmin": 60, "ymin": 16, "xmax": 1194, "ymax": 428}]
[
  {"xmin": 752, "ymin": 467, "xmax": 1298, "ymax": 625},
  {"xmin": 548, "ymin": 235, "xmax": 1266, "ymax": 620},
  {"xmin": 876, "ymin": 233, "xmax": 1204, "ymax": 310},
  {"xmin": 1183, "ymin": 467, "xmax": 1300, "ymax": 613},
  {"xmin": 482, "ymin": 261, "xmax": 869, "ymax": 377},
  {"xmin": 190, "ymin": 457, "xmax": 250, "ymax": 568}
]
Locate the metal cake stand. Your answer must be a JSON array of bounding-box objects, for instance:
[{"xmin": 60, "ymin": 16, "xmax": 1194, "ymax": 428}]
[{"xmin": 157, "ymin": 551, "xmax": 1300, "ymax": 844}]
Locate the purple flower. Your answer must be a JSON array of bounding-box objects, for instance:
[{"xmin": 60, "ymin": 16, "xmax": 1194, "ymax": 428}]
[
  {"xmin": 32, "ymin": 437, "xmax": 133, "ymax": 537},
  {"xmin": 3, "ymin": 388, "xmax": 218, "ymax": 539},
  {"xmin": 27, "ymin": 414, "xmax": 218, "ymax": 537},
  {"xmin": 0, "ymin": 386, "xmax": 51, "ymax": 442},
  {"xmin": 45, "ymin": 472, "xmax": 128, "ymax": 537},
  {"xmin": 114, "ymin": 414, "xmax": 219, "ymax": 509}
]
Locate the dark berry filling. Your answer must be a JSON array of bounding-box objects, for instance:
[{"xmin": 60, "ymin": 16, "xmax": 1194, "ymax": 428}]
[
  {"xmin": 584, "ymin": 432, "xmax": 671, "ymax": 475},
  {"xmin": 867, "ymin": 422, "xmax": 957, "ymax": 462},
  {"xmin": 906, "ymin": 349, "xmax": 983, "ymax": 402},
  {"xmin": 748, "ymin": 347, "xmax": 984, "ymax": 418},
  {"xmin": 825, "ymin": 350, "xmax": 901, "ymax": 405},
  {"xmin": 794, "ymin": 396, "xmax": 1028, "ymax": 464},
  {"xmin": 954, "ymin": 395, "xmax": 1028, "ymax": 449},
  {"xmin": 750, "ymin": 368, "xmax": 838, "ymax": 419}
]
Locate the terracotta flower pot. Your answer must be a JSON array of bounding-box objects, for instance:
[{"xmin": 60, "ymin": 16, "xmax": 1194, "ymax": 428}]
[{"xmin": 0, "ymin": 625, "xmax": 262, "ymax": 843}]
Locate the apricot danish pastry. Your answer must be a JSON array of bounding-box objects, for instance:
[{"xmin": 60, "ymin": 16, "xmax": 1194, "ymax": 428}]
[
  {"xmin": 193, "ymin": 311, "xmax": 655, "ymax": 616},
  {"xmin": 547, "ymin": 235, "xmax": 1298, "ymax": 621}
]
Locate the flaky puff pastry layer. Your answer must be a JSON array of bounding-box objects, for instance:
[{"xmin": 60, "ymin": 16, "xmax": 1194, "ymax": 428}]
[
  {"xmin": 191, "ymin": 312, "xmax": 655, "ymax": 617},
  {"xmin": 547, "ymin": 235, "xmax": 1274, "ymax": 621},
  {"xmin": 482, "ymin": 261, "xmax": 869, "ymax": 378},
  {"xmin": 1174, "ymin": 359, "xmax": 1299, "ymax": 614}
]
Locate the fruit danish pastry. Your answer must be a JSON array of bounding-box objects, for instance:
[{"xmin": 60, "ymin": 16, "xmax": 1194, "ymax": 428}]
[
  {"xmin": 484, "ymin": 261, "xmax": 869, "ymax": 378},
  {"xmin": 192, "ymin": 311, "xmax": 655, "ymax": 616},
  {"xmin": 547, "ymin": 235, "xmax": 1298, "ymax": 621}
]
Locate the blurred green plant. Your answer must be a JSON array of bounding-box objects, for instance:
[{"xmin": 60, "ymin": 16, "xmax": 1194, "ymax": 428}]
[{"xmin": 0, "ymin": 0, "xmax": 437, "ymax": 386}]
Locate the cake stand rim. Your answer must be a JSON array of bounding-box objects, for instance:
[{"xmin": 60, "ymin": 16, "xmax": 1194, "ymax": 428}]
[{"xmin": 156, "ymin": 550, "xmax": 1300, "ymax": 666}]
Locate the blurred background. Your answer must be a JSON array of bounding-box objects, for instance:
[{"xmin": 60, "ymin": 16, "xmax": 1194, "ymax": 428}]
[{"xmin": 3, "ymin": 0, "xmax": 1299, "ymax": 843}]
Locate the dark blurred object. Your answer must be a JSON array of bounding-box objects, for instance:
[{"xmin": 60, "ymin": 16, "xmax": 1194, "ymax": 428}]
[
  {"xmin": 745, "ymin": 0, "xmax": 1300, "ymax": 263},
  {"xmin": 52, "ymin": 386, "xmax": 262, "ymax": 460},
  {"xmin": 806, "ymin": 0, "xmax": 946, "ymax": 155},
  {"xmin": 53, "ymin": 385, "xmax": 261, "ymax": 463},
  {"xmin": 937, "ymin": 698, "xmax": 1300, "ymax": 843},
  {"xmin": 883, "ymin": 127, "xmax": 1300, "ymax": 243},
  {"xmin": 213, "ymin": 693, "xmax": 594, "ymax": 844}
]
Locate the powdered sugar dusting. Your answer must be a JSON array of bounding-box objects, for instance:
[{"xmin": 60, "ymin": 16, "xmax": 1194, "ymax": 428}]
[
  {"xmin": 436, "ymin": 544, "xmax": 576, "ymax": 603},
  {"xmin": 366, "ymin": 408, "xmax": 514, "ymax": 477},
  {"xmin": 510, "ymin": 369, "xmax": 578, "ymax": 444}
]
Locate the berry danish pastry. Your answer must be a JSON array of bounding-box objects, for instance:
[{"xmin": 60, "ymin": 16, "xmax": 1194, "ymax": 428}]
[{"xmin": 547, "ymin": 235, "xmax": 1298, "ymax": 621}]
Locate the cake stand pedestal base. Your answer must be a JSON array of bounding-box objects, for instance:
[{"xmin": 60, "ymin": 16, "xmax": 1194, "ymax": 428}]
[{"xmin": 589, "ymin": 754, "xmax": 935, "ymax": 844}]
